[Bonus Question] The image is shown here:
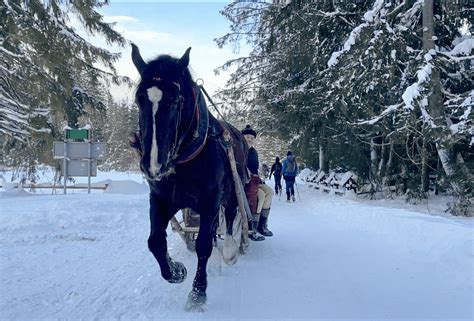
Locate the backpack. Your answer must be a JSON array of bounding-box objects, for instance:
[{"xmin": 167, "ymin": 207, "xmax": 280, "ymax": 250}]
[
  {"xmin": 286, "ymin": 159, "xmax": 297, "ymax": 175},
  {"xmin": 274, "ymin": 163, "xmax": 282, "ymax": 176}
]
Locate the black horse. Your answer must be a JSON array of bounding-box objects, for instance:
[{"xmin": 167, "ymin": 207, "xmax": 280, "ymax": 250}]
[{"xmin": 131, "ymin": 44, "xmax": 249, "ymax": 311}]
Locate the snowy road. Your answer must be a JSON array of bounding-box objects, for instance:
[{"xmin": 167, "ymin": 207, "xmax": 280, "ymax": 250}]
[{"xmin": 1, "ymin": 181, "xmax": 473, "ymax": 320}]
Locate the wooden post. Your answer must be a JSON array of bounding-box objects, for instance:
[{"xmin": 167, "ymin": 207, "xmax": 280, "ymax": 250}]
[
  {"xmin": 63, "ymin": 141, "xmax": 67, "ymax": 195},
  {"xmin": 87, "ymin": 141, "xmax": 91, "ymax": 194}
]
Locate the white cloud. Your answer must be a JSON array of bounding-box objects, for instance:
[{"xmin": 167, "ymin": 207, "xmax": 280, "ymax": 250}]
[
  {"xmin": 103, "ymin": 15, "xmax": 137, "ymax": 23},
  {"xmin": 97, "ymin": 7, "xmax": 251, "ymax": 101},
  {"xmin": 123, "ymin": 30, "xmax": 174, "ymax": 44},
  {"xmin": 107, "ymin": 18, "xmax": 247, "ymax": 99}
]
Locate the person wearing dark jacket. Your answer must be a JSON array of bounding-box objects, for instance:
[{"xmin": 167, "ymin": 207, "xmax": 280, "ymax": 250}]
[
  {"xmin": 282, "ymin": 151, "xmax": 298, "ymax": 202},
  {"xmin": 242, "ymin": 125, "xmax": 274, "ymax": 241},
  {"xmin": 269, "ymin": 157, "xmax": 282, "ymax": 195}
]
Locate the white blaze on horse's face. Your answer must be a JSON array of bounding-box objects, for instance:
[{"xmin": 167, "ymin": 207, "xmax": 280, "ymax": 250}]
[{"xmin": 147, "ymin": 86, "xmax": 163, "ymax": 177}]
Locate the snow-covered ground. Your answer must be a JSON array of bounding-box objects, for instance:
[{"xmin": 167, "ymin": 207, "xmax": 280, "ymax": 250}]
[{"xmin": 1, "ymin": 170, "xmax": 473, "ymax": 320}]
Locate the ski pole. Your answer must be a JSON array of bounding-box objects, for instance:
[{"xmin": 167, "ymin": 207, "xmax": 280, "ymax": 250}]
[{"xmin": 295, "ymin": 181, "xmax": 301, "ymax": 202}]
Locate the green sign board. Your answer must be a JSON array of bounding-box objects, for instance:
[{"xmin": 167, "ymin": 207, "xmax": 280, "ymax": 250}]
[{"xmin": 66, "ymin": 129, "xmax": 89, "ymax": 140}]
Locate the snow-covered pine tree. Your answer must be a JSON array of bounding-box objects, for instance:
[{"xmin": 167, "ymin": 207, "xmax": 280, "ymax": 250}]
[
  {"xmin": 219, "ymin": 0, "xmax": 472, "ymax": 215},
  {"xmin": 218, "ymin": 0, "xmax": 373, "ymax": 172},
  {"xmin": 1, "ymin": 0, "xmax": 128, "ymax": 179},
  {"xmin": 101, "ymin": 99, "xmax": 139, "ymax": 171},
  {"xmin": 326, "ymin": 0, "xmax": 472, "ymax": 214}
]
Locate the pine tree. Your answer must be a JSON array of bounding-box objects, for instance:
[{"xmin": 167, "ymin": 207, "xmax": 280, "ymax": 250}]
[
  {"xmin": 1, "ymin": 0, "xmax": 129, "ymax": 177},
  {"xmin": 218, "ymin": 0, "xmax": 472, "ymax": 215},
  {"xmin": 102, "ymin": 99, "xmax": 139, "ymax": 171}
]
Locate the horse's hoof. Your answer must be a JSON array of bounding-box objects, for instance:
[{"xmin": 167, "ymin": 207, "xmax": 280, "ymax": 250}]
[
  {"xmin": 168, "ymin": 260, "xmax": 187, "ymax": 283},
  {"xmin": 185, "ymin": 289, "xmax": 207, "ymax": 312}
]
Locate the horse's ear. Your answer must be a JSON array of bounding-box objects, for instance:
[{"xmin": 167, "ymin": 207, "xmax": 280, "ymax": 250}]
[
  {"xmin": 177, "ymin": 47, "xmax": 191, "ymax": 71},
  {"xmin": 131, "ymin": 43, "xmax": 147, "ymax": 77}
]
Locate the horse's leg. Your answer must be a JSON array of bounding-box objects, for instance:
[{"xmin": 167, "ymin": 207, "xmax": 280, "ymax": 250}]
[
  {"xmin": 185, "ymin": 202, "xmax": 220, "ymax": 312},
  {"xmin": 148, "ymin": 194, "xmax": 187, "ymax": 283},
  {"xmin": 222, "ymin": 201, "xmax": 238, "ymax": 265},
  {"xmin": 224, "ymin": 194, "xmax": 238, "ymax": 235}
]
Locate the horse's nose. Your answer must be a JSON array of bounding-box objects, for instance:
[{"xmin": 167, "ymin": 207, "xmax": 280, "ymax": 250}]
[
  {"xmin": 141, "ymin": 158, "xmax": 165, "ymax": 181},
  {"xmin": 148, "ymin": 158, "xmax": 163, "ymax": 177}
]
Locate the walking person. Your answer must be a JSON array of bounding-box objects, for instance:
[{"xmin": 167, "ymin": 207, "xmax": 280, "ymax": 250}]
[
  {"xmin": 269, "ymin": 157, "xmax": 283, "ymax": 195},
  {"xmin": 241, "ymin": 125, "xmax": 274, "ymax": 240},
  {"xmin": 282, "ymin": 151, "xmax": 298, "ymax": 202}
]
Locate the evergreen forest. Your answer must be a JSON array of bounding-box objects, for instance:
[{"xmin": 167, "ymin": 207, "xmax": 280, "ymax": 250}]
[
  {"xmin": 216, "ymin": 0, "xmax": 473, "ymax": 215},
  {"xmin": 1, "ymin": 0, "xmax": 472, "ymax": 215}
]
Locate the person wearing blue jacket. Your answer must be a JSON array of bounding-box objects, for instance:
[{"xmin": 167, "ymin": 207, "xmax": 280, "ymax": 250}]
[{"xmin": 282, "ymin": 151, "xmax": 298, "ymax": 202}]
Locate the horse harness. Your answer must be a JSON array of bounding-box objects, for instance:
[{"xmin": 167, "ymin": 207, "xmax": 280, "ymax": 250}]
[
  {"xmin": 167, "ymin": 82, "xmax": 232, "ymax": 165},
  {"xmin": 131, "ymin": 81, "xmax": 234, "ymax": 168}
]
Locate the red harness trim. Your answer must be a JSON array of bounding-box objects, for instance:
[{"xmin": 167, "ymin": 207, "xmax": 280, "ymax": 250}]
[{"xmin": 175, "ymin": 87, "xmax": 208, "ymax": 164}]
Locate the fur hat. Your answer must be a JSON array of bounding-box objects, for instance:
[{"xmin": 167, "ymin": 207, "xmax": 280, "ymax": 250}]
[
  {"xmin": 287, "ymin": 150, "xmax": 293, "ymax": 156},
  {"xmin": 241, "ymin": 125, "xmax": 257, "ymax": 138}
]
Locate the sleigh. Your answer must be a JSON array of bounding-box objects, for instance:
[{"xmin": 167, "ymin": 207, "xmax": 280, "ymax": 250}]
[
  {"xmin": 170, "ymin": 209, "xmax": 201, "ymax": 251},
  {"xmin": 171, "ymin": 206, "xmax": 246, "ymax": 253}
]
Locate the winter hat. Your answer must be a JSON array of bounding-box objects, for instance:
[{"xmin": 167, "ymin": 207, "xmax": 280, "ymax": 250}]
[
  {"xmin": 241, "ymin": 125, "xmax": 257, "ymax": 138},
  {"xmin": 275, "ymin": 157, "xmax": 280, "ymax": 162},
  {"xmin": 287, "ymin": 151, "xmax": 293, "ymax": 156}
]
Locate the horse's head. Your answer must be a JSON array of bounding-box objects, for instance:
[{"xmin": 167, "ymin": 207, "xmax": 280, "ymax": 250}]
[{"xmin": 132, "ymin": 43, "xmax": 193, "ymax": 181}]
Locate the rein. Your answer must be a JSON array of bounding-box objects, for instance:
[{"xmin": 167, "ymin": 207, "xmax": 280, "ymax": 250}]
[
  {"xmin": 173, "ymin": 84, "xmax": 208, "ymax": 164},
  {"xmin": 197, "ymin": 82, "xmax": 234, "ymax": 137}
]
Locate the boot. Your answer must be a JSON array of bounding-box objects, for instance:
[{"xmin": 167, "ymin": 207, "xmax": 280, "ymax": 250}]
[
  {"xmin": 286, "ymin": 191, "xmax": 291, "ymax": 202},
  {"xmin": 292, "ymin": 194, "xmax": 296, "ymax": 202},
  {"xmin": 248, "ymin": 219, "xmax": 265, "ymax": 241},
  {"xmin": 257, "ymin": 209, "xmax": 273, "ymax": 237}
]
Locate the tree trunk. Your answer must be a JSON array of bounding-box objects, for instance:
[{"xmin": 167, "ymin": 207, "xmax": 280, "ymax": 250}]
[
  {"xmin": 421, "ymin": 136, "xmax": 429, "ymax": 193},
  {"xmin": 422, "ymin": 0, "xmax": 435, "ymax": 51},
  {"xmin": 423, "ymin": 0, "xmax": 471, "ymax": 216},
  {"xmin": 383, "ymin": 139, "xmax": 394, "ymax": 185},
  {"xmin": 378, "ymin": 137, "xmax": 386, "ymax": 179},
  {"xmin": 319, "ymin": 125, "xmax": 329, "ymax": 172},
  {"xmin": 370, "ymin": 137, "xmax": 378, "ymax": 182},
  {"xmin": 319, "ymin": 142, "xmax": 324, "ymax": 172}
]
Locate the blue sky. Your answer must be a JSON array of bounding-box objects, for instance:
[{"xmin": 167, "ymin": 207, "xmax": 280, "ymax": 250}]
[{"xmin": 93, "ymin": 1, "xmax": 248, "ymax": 99}]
